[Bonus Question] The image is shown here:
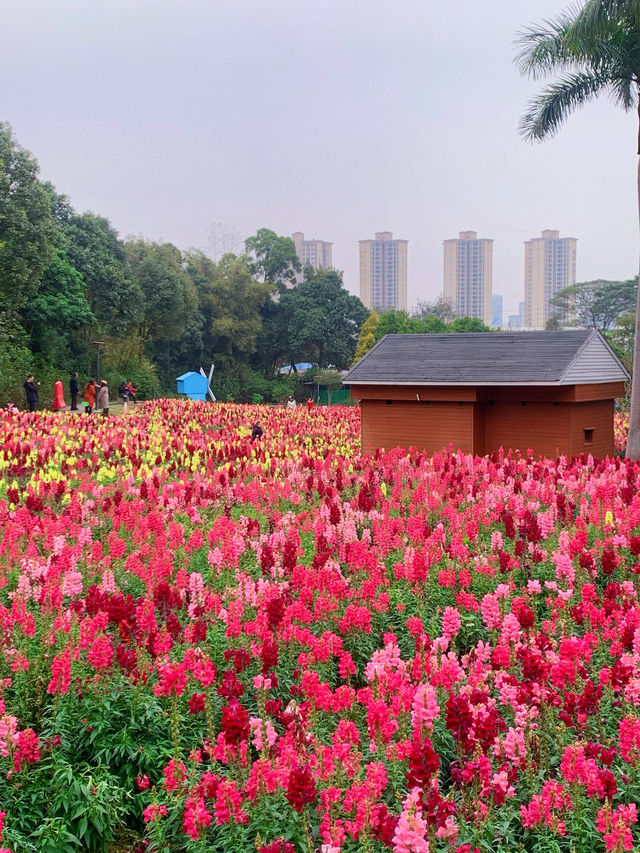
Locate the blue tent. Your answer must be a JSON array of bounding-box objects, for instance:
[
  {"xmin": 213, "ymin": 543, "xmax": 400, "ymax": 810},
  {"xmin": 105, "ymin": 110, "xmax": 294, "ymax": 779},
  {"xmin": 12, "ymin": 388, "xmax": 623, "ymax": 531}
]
[
  {"xmin": 176, "ymin": 372, "xmax": 208, "ymax": 401},
  {"xmin": 278, "ymin": 362, "xmax": 313, "ymax": 375}
]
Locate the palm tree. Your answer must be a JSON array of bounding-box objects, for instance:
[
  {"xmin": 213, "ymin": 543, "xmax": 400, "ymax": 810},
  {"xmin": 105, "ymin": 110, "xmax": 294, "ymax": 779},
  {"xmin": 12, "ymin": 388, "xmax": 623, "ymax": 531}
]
[{"xmin": 515, "ymin": 0, "xmax": 640, "ymax": 458}]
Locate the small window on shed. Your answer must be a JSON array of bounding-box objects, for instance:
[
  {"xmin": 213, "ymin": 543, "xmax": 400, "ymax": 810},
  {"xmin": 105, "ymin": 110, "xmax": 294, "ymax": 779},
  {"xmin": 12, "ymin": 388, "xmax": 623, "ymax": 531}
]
[{"xmin": 584, "ymin": 428, "xmax": 594, "ymax": 445}]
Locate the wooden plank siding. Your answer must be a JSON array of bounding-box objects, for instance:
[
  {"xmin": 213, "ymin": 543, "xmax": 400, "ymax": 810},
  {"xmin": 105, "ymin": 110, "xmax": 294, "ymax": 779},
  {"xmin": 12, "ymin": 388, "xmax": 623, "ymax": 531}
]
[
  {"xmin": 569, "ymin": 400, "xmax": 614, "ymax": 457},
  {"xmin": 350, "ymin": 385, "xmax": 478, "ymax": 402},
  {"xmin": 357, "ymin": 384, "xmax": 620, "ymax": 458},
  {"xmin": 572, "ymin": 382, "xmax": 627, "ymax": 402},
  {"xmin": 360, "ymin": 400, "xmax": 473, "ymax": 455},
  {"xmin": 484, "ymin": 402, "xmax": 571, "ymax": 458}
]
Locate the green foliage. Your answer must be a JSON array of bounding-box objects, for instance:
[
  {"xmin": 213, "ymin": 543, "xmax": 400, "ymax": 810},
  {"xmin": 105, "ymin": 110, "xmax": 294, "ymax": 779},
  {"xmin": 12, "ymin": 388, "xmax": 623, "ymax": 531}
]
[
  {"xmin": 280, "ymin": 269, "xmax": 368, "ymax": 368},
  {"xmin": 353, "ymin": 309, "xmax": 379, "ymax": 362},
  {"xmin": 244, "ymin": 227, "xmax": 300, "ymax": 290},
  {"xmin": 0, "ymin": 311, "xmax": 34, "ymax": 405},
  {"xmin": 370, "ymin": 310, "xmax": 488, "ymax": 344},
  {"xmin": 606, "ymin": 311, "xmax": 635, "ymax": 373},
  {"xmin": 315, "ymin": 368, "xmax": 343, "ymax": 404},
  {"xmin": 127, "ymin": 239, "xmax": 198, "ymax": 342},
  {"xmin": 207, "ymin": 255, "xmax": 270, "ymax": 366},
  {"xmin": 21, "ymin": 251, "xmax": 95, "ymax": 370},
  {"xmin": 447, "ymin": 315, "xmax": 490, "ymax": 332},
  {"xmin": 0, "ymin": 122, "xmax": 57, "ymax": 312},
  {"xmin": 548, "ymin": 278, "xmax": 637, "ymax": 330},
  {"xmin": 63, "ymin": 213, "xmax": 143, "ymax": 337}
]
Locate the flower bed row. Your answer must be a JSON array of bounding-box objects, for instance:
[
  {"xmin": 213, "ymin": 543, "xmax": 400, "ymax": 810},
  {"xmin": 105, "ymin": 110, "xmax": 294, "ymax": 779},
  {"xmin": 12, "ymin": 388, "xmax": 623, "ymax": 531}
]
[{"xmin": 0, "ymin": 401, "xmax": 638, "ymax": 852}]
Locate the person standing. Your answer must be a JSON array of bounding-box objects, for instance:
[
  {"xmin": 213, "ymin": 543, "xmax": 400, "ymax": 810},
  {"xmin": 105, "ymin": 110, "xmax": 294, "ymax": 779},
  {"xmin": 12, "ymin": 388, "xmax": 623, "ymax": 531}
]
[
  {"xmin": 126, "ymin": 380, "xmax": 137, "ymax": 404},
  {"xmin": 251, "ymin": 422, "xmax": 264, "ymax": 441},
  {"xmin": 118, "ymin": 380, "xmax": 130, "ymax": 412},
  {"xmin": 286, "ymin": 395, "xmax": 297, "ymax": 409},
  {"xmin": 23, "ymin": 375, "xmax": 40, "ymax": 412},
  {"xmin": 84, "ymin": 379, "xmax": 96, "ymax": 414},
  {"xmin": 69, "ymin": 372, "xmax": 79, "ymax": 411},
  {"xmin": 97, "ymin": 380, "xmax": 109, "ymax": 416}
]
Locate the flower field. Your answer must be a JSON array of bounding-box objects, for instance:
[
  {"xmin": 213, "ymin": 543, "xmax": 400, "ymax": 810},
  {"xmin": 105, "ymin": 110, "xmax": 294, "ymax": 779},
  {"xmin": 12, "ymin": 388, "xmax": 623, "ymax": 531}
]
[{"xmin": 0, "ymin": 402, "xmax": 640, "ymax": 853}]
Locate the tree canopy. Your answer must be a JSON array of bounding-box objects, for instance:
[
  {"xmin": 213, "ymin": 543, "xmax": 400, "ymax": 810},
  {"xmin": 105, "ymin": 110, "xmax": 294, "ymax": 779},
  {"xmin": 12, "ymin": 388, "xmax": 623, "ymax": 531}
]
[
  {"xmin": 548, "ymin": 278, "xmax": 638, "ymax": 330},
  {"xmin": 244, "ymin": 228, "xmax": 300, "ymax": 290},
  {"xmin": 0, "ymin": 123, "xmax": 57, "ymax": 312},
  {"xmin": 279, "ymin": 270, "xmax": 368, "ymax": 369}
]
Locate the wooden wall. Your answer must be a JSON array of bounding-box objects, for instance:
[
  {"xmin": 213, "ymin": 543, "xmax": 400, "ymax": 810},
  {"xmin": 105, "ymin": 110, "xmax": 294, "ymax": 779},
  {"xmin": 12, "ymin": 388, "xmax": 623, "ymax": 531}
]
[
  {"xmin": 484, "ymin": 402, "xmax": 571, "ymax": 458},
  {"xmin": 569, "ymin": 399, "xmax": 614, "ymax": 457},
  {"xmin": 358, "ymin": 389, "xmax": 617, "ymax": 458},
  {"xmin": 360, "ymin": 400, "xmax": 473, "ymax": 455}
]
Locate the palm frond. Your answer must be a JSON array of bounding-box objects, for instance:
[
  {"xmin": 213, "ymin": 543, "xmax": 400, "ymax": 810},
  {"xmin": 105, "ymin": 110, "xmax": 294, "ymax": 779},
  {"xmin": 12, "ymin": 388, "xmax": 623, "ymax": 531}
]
[
  {"xmin": 519, "ymin": 70, "xmax": 611, "ymax": 140},
  {"xmin": 517, "ymin": 17, "xmax": 635, "ymax": 80},
  {"xmin": 608, "ymin": 74, "xmax": 637, "ymax": 109},
  {"xmin": 515, "ymin": 7, "xmax": 585, "ymax": 78},
  {"xmin": 578, "ymin": 0, "xmax": 640, "ymax": 32}
]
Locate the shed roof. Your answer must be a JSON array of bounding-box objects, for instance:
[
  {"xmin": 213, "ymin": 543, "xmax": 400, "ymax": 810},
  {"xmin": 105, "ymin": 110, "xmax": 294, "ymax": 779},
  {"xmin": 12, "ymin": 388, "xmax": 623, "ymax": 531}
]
[{"xmin": 343, "ymin": 330, "xmax": 630, "ymax": 386}]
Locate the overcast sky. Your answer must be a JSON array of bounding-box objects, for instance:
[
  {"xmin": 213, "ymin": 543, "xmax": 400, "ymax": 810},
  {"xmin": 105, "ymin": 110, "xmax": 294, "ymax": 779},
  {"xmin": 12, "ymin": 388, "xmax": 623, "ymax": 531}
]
[{"xmin": 3, "ymin": 0, "xmax": 638, "ymax": 318}]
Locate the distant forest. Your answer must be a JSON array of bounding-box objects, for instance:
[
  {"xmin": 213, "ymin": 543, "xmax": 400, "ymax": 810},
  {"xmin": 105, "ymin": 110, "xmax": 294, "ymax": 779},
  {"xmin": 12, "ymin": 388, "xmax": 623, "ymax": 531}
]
[{"xmin": 0, "ymin": 122, "xmax": 371, "ymax": 408}]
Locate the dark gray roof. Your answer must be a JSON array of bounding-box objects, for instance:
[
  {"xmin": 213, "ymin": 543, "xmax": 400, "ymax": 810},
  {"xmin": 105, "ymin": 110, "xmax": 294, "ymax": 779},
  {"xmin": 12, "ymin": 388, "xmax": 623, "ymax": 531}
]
[{"xmin": 343, "ymin": 330, "xmax": 630, "ymax": 386}]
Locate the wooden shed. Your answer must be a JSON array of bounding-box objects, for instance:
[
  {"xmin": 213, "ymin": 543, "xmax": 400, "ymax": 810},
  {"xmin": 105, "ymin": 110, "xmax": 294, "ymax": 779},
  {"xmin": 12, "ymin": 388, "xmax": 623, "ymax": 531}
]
[
  {"xmin": 176, "ymin": 372, "xmax": 208, "ymax": 402},
  {"xmin": 343, "ymin": 330, "xmax": 630, "ymax": 458}
]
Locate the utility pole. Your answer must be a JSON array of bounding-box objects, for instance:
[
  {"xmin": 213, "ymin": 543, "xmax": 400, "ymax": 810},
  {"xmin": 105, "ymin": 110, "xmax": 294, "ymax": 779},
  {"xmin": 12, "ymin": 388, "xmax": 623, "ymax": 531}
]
[{"xmin": 92, "ymin": 341, "xmax": 105, "ymax": 379}]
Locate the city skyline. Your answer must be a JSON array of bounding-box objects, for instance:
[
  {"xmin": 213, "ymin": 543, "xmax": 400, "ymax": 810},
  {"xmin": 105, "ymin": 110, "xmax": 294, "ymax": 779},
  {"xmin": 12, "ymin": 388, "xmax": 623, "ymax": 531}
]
[{"xmin": 3, "ymin": 0, "xmax": 637, "ymax": 321}]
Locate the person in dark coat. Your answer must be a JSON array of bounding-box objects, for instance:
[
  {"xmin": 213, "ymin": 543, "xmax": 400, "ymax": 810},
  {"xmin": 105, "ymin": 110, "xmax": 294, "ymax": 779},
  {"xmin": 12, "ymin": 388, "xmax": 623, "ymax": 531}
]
[
  {"xmin": 69, "ymin": 372, "xmax": 79, "ymax": 411},
  {"xmin": 23, "ymin": 375, "xmax": 40, "ymax": 412},
  {"xmin": 251, "ymin": 422, "xmax": 263, "ymax": 441}
]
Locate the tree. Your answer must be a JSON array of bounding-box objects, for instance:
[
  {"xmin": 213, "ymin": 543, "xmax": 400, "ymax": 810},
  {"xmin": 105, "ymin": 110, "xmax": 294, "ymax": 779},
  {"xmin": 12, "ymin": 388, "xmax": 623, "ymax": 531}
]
[
  {"xmin": 280, "ymin": 270, "xmax": 368, "ymax": 368},
  {"xmin": 315, "ymin": 368, "xmax": 343, "ymax": 405},
  {"xmin": 64, "ymin": 213, "xmax": 143, "ymax": 336},
  {"xmin": 413, "ymin": 296, "xmax": 457, "ymax": 323},
  {"xmin": 206, "ymin": 221, "xmax": 243, "ymax": 260},
  {"xmin": 126, "ymin": 240, "xmax": 198, "ymax": 342},
  {"xmin": 22, "ymin": 251, "xmax": 95, "ymax": 368},
  {"xmin": 607, "ymin": 311, "xmax": 636, "ymax": 372},
  {"xmin": 515, "ymin": 0, "xmax": 640, "ymax": 457},
  {"xmin": 244, "ymin": 228, "xmax": 300, "ymax": 290},
  {"xmin": 374, "ymin": 310, "xmax": 422, "ymax": 338},
  {"xmin": 447, "ymin": 317, "xmax": 490, "ymax": 333},
  {"xmin": 548, "ymin": 278, "xmax": 638, "ymax": 330},
  {"xmin": 0, "ymin": 123, "xmax": 57, "ymax": 311},
  {"xmin": 353, "ymin": 310, "xmax": 379, "ymax": 362},
  {"xmin": 207, "ymin": 254, "xmax": 270, "ymax": 366}
]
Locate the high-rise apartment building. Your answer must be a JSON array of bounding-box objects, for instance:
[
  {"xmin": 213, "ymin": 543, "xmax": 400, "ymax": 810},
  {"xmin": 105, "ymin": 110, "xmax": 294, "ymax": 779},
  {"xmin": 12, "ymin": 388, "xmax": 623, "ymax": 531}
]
[
  {"xmin": 292, "ymin": 232, "xmax": 333, "ymax": 283},
  {"xmin": 491, "ymin": 294, "xmax": 503, "ymax": 328},
  {"xmin": 443, "ymin": 231, "xmax": 493, "ymax": 325},
  {"xmin": 524, "ymin": 230, "xmax": 577, "ymax": 328},
  {"xmin": 359, "ymin": 232, "xmax": 408, "ymax": 311}
]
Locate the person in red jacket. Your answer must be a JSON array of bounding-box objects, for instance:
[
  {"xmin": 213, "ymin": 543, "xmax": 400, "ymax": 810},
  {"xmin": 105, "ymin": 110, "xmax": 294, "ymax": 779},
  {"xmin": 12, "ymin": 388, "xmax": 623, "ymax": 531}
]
[
  {"xmin": 83, "ymin": 379, "xmax": 96, "ymax": 414},
  {"xmin": 126, "ymin": 381, "xmax": 137, "ymax": 404}
]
